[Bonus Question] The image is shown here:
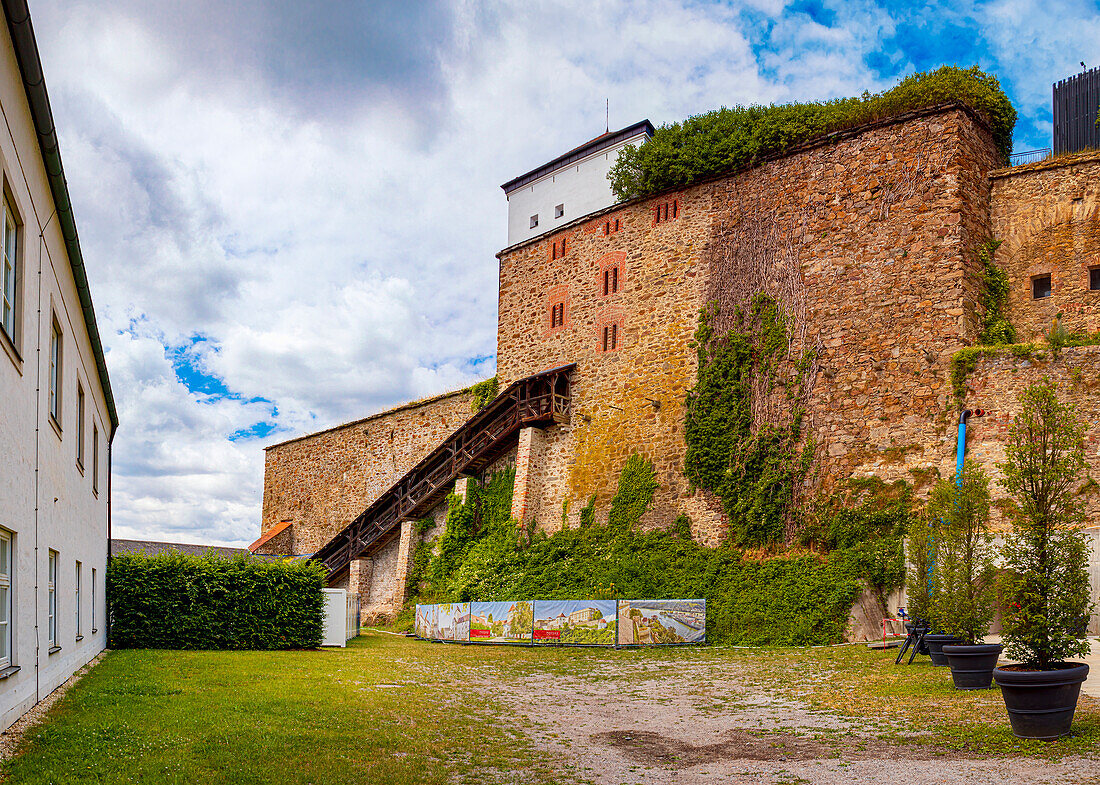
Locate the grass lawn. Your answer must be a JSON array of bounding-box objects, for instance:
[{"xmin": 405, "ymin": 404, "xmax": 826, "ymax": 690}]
[{"xmin": 4, "ymin": 633, "xmax": 1099, "ymax": 784}]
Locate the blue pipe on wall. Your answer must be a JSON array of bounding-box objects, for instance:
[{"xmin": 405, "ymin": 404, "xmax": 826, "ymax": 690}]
[{"xmin": 955, "ymin": 408, "xmax": 985, "ymax": 486}]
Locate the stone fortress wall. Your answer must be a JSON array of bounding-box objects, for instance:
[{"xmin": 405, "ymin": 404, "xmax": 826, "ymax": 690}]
[
  {"xmin": 259, "ymin": 388, "xmax": 476, "ymax": 554},
  {"xmin": 257, "ymin": 106, "xmax": 1100, "ymax": 625}
]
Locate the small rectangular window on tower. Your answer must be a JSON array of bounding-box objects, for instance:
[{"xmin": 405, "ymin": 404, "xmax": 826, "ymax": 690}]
[
  {"xmin": 1032, "ymin": 274, "xmax": 1052, "ymax": 299},
  {"xmin": 551, "ymin": 302, "xmax": 565, "ymax": 328},
  {"xmin": 1090, "ymin": 267, "xmax": 1100, "ymax": 290},
  {"xmin": 530, "ymin": 214, "xmax": 539, "ymax": 229},
  {"xmin": 602, "ymin": 267, "xmax": 619, "ymax": 296},
  {"xmin": 602, "ymin": 323, "xmax": 619, "ymax": 352},
  {"xmin": 554, "ymin": 204, "xmax": 564, "ymax": 219}
]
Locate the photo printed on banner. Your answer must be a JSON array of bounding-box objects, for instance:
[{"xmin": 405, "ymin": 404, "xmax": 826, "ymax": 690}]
[
  {"xmin": 617, "ymin": 600, "xmax": 706, "ymax": 645},
  {"xmin": 436, "ymin": 602, "xmax": 470, "ymax": 642},
  {"xmin": 533, "ymin": 600, "xmax": 616, "ymax": 645},
  {"xmin": 470, "ymin": 601, "xmax": 533, "ymax": 643}
]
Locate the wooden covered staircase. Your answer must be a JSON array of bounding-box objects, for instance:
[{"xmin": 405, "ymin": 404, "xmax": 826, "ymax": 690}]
[{"xmin": 314, "ymin": 364, "xmax": 574, "ymax": 579}]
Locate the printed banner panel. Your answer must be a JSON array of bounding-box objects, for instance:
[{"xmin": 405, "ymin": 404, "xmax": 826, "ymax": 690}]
[
  {"xmin": 415, "ymin": 604, "xmax": 435, "ymax": 639},
  {"xmin": 435, "ymin": 602, "xmax": 470, "ymax": 642},
  {"xmin": 533, "ymin": 600, "xmax": 616, "ymax": 645},
  {"xmin": 617, "ymin": 599, "xmax": 706, "ymax": 645},
  {"xmin": 470, "ymin": 601, "xmax": 534, "ymax": 643}
]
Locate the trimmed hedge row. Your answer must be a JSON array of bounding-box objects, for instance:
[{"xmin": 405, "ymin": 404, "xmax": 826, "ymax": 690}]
[{"xmin": 107, "ymin": 553, "xmax": 326, "ymax": 650}]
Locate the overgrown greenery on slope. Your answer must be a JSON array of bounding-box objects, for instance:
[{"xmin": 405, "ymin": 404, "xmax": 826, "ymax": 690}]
[
  {"xmin": 609, "ymin": 66, "xmax": 1016, "ymax": 201},
  {"xmin": 402, "ymin": 458, "xmax": 909, "ymax": 646}
]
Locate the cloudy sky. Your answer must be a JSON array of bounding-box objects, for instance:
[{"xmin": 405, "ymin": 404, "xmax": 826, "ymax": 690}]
[{"xmin": 28, "ymin": 0, "xmax": 1100, "ymax": 546}]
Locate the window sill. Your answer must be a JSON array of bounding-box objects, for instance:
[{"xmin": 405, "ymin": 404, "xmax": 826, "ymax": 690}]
[
  {"xmin": 0, "ymin": 326, "xmax": 21, "ymax": 374},
  {"xmin": 91, "ymin": 628, "xmax": 98, "ymax": 635},
  {"xmin": 75, "ymin": 634, "xmax": 83, "ymax": 642},
  {"xmin": 0, "ymin": 665, "xmax": 20, "ymax": 680},
  {"xmin": 48, "ymin": 645, "xmax": 61, "ymax": 655},
  {"xmin": 49, "ymin": 415, "xmax": 62, "ymax": 441},
  {"xmin": 76, "ymin": 462, "xmax": 84, "ymax": 476}
]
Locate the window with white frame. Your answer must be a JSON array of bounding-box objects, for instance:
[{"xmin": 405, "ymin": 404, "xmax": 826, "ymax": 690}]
[
  {"xmin": 0, "ymin": 530, "xmax": 11, "ymax": 669},
  {"xmin": 47, "ymin": 550, "xmax": 56, "ymax": 649},
  {"xmin": 49, "ymin": 319, "xmax": 62, "ymax": 425},
  {"xmin": 76, "ymin": 383, "xmax": 85, "ymax": 471},
  {"xmin": 75, "ymin": 561, "xmax": 81, "ymax": 639},
  {"xmin": 92, "ymin": 424, "xmax": 99, "ymax": 495},
  {"xmin": 91, "ymin": 567, "xmax": 97, "ymax": 634},
  {"xmin": 1, "ymin": 198, "xmax": 16, "ymax": 346}
]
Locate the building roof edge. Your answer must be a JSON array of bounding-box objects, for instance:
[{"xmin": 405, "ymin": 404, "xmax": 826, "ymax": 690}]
[{"xmin": 2, "ymin": 0, "xmax": 118, "ymax": 434}]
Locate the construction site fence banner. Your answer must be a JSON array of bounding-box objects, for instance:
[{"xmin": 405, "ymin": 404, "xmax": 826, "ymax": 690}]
[
  {"xmin": 413, "ymin": 600, "xmax": 705, "ymax": 647},
  {"xmin": 470, "ymin": 601, "xmax": 533, "ymax": 643},
  {"xmin": 432, "ymin": 602, "xmax": 470, "ymax": 641},
  {"xmin": 617, "ymin": 599, "xmax": 706, "ymax": 645},
  {"xmin": 533, "ymin": 600, "xmax": 617, "ymax": 645}
]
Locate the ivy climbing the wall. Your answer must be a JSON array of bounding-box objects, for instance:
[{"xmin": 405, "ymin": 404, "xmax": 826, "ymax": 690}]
[
  {"xmin": 976, "ymin": 239, "xmax": 1014, "ymax": 345},
  {"xmin": 470, "ymin": 376, "xmax": 499, "ymax": 413},
  {"xmin": 401, "ymin": 455, "xmax": 909, "ymax": 646},
  {"xmin": 684, "ymin": 295, "xmax": 815, "ymax": 546}
]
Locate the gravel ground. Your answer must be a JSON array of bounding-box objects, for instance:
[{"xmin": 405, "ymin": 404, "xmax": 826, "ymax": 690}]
[
  {"xmin": 0, "ymin": 652, "xmax": 104, "ymax": 762},
  {"xmin": 486, "ymin": 657, "xmax": 1100, "ymax": 785}
]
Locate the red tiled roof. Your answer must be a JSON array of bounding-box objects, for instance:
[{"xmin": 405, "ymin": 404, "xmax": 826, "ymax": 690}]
[{"xmin": 248, "ymin": 521, "xmax": 292, "ymax": 553}]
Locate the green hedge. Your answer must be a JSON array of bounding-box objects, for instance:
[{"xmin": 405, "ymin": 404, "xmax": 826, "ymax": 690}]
[
  {"xmin": 609, "ymin": 66, "xmax": 1016, "ymax": 201},
  {"xmin": 107, "ymin": 553, "xmax": 326, "ymax": 650}
]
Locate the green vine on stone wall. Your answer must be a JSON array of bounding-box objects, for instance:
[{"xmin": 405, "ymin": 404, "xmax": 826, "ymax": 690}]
[
  {"xmin": 470, "ymin": 376, "xmax": 499, "ymax": 413},
  {"xmin": 976, "ymin": 239, "xmax": 1014, "ymax": 345},
  {"xmin": 684, "ymin": 294, "xmax": 815, "ymax": 546}
]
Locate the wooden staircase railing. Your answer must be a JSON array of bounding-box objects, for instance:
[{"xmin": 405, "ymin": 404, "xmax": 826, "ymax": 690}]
[{"xmin": 313, "ymin": 364, "xmax": 574, "ymax": 577}]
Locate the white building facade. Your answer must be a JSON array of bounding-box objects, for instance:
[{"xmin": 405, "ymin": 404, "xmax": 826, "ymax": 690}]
[
  {"xmin": 0, "ymin": 0, "xmax": 117, "ymax": 730},
  {"xmin": 501, "ymin": 120, "xmax": 653, "ymax": 247}
]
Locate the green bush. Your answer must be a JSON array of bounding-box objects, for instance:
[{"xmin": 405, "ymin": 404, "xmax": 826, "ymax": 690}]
[
  {"xmin": 609, "ymin": 66, "xmax": 1016, "ymax": 201},
  {"xmin": 107, "ymin": 553, "xmax": 325, "ymax": 650},
  {"xmin": 470, "ymin": 376, "xmax": 499, "ymax": 412}
]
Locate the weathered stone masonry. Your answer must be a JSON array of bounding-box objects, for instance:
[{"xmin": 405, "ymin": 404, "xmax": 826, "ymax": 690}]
[
  {"xmin": 260, "ymin": 388, "xmax": 475, "ymax": 555},
  {"xmin": 258, "ymin": 105, "xmax": 1100, "ymax": 627}
]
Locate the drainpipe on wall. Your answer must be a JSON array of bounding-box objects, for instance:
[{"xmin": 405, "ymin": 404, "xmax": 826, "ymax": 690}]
[{"xmin": 955, "ymin": 408, "xmax": 985, "ymax": 486}]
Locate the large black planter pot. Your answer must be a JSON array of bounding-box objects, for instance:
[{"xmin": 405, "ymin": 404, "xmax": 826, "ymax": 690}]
[
  {"xmin": 993, "ymin": 662, "xmax": 1090, "ymax": 740},
  {"xmin": 923, "ymin": 634, "xmax": 962, "ymax": 666},
  {"xmin": 942, "ymin": 643, "xmax": 1003, "ymax": 689}
]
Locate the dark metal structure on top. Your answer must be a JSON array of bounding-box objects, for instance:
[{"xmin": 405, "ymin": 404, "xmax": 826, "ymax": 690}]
[
  {"xmin": 1054, "ymin": 66, "xmax": 1100, "ymax": 155},
  {"xmin": 314, "ymin": 364, "xmax": 574, "ymax": 578}
]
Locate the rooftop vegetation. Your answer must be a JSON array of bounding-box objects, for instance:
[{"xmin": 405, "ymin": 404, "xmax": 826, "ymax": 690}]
[{"xmin": 610, "ymin": 66, "xmax": 1016, "ymax": 201}]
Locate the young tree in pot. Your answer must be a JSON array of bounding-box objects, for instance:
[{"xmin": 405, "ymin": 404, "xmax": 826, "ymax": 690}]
[
  {"xmin": 929, "ymin": 466, "xmax": 1001, "ymax": 689},
  {"xmin": 994, "ymin": 379, "xmax": 1093, "ymax": 739},
  {"xmin": 903, "ymin": 516, "xmax": 938, "ymax": 661}
]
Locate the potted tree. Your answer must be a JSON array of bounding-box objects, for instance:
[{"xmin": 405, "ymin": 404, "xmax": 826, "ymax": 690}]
[
  {"xmin": 993, "ymin": 380, "xmax": 1093, "ymax": 739},
  {"xmin": 929, "ymin": 466, "xmax": 1001, "ymax": 689},
  {"xmin": 904, "ymin": 516, "xmax": 944, "ymax": 662}
]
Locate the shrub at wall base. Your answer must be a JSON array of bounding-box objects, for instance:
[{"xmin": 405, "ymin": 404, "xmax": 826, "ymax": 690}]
[{"xmin": 107, "ymin": 553, "xmax": 325, "ymax": 650}]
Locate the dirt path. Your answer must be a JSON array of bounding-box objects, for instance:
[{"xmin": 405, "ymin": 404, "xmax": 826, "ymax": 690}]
[{"xmin": 478, "ymin": 656, "xmax": 1099, "ymax": 785}]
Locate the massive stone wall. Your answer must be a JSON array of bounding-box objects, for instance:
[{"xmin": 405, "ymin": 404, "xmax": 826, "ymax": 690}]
[
  {"xmin": 496, "ymin": 106, "xmax": 1003, "ymax": 540},
  {"xmin": 989, "ymin": 151, "xmax": 1100, "ymax": 342},
  {"xmin": 259, "ymin": 388, "xmax": 475, "ymax": 554}
]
